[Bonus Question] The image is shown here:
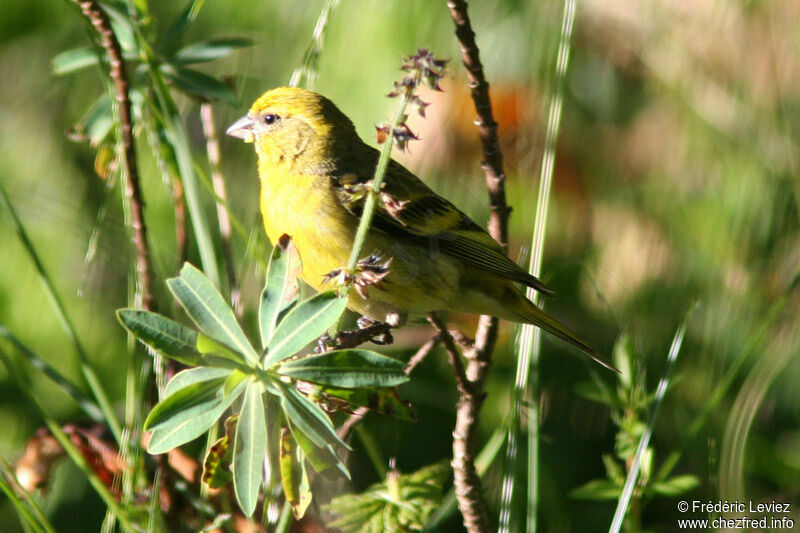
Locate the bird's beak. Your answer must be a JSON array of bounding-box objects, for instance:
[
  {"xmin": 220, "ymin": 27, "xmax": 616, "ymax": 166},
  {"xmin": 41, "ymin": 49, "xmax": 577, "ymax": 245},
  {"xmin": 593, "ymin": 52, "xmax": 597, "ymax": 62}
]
[{"xmin": 226, "ymin": 115, "xmax": 256, "ymax": 143}]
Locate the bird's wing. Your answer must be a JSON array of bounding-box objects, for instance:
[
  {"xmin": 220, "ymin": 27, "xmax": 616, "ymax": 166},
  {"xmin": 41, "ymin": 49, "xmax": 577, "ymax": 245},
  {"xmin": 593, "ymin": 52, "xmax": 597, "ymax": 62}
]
[{"xmin": 334, "ymin": 158, "xmax": 554, "ymax": 296}]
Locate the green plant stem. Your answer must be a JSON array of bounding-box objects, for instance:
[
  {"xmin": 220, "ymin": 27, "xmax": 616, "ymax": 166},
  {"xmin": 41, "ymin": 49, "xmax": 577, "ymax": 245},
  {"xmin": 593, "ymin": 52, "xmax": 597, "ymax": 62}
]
[
  {"xmin": 0, "ymin": 324, "xmax": 104, "ymax": 423},
  {"xmin": 136, "ymin": 23, "xmax": 222, "ymax": 289},
  {"xmin": 201, "ymin": 103, "xmax": 240, "ymax": 314},
  {"xmin": 501, "ymin": 1, "xmax": 576, "ymax": 532},
  {"xmin": 345, "ymin": 91, "xmax": 413, "ymax": 272},
  {"xmin": 275, "ymin": 500, "xmax": 293, "ymax": 533},
  {"xmin": 289, "ymin": 0, "xmax": 340, "ymax": 90},
  {"xmin": 0, "ymin": 181, "xmax": 122, "ymax": 442},
  {"xmin": 609, "ymin": 306, "xmax": 694, "ymax": 533}
]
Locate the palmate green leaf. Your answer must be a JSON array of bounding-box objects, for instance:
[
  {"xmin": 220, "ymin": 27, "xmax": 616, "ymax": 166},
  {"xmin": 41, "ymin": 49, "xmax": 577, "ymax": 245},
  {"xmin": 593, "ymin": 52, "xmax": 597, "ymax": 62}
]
[
  {"xmin": 145, "ymin": 376, "xmax": 227, "ymax": 431},
  {"xmin": 161, "ymin": 65, "xmax": 237, "ymax": 105},
  {"xmin": 167, "ymin": 263, "xmax": 258, "ymax": 366},
  {"xmin": 326, "ymin": 461, "xmax": 449, "ymax": 532},
  {"xmin": 117, "ymin": 309, "xmax": 201, "ymax": 365},
  {"xmin": 146, "ymin": 375, "xmax": 247, "ymax": 454},
  {"xmin": 196, "ymin": 333, "xmax": 250, "ymax": 369},
  {"xmin": 174, "ymin": 38, "xmax": 253, "ymax": 64},
  {"xmin": 233, "ymin": 381, "xmax": 267, "ymax": 517},
  {"xmin": 278, "ymin": 383, "xmax": 349, "ymax": 451},
  {"xmin": 278, "ymin": 349, "xmax": 408, "ymax": 389},
  {"xmin": 259, "ymin": 237, "xmax": 301, "ymax": 348},
  {"xmin": 264, "ymin": 291, "xmax": 347, "ymax": 366}
]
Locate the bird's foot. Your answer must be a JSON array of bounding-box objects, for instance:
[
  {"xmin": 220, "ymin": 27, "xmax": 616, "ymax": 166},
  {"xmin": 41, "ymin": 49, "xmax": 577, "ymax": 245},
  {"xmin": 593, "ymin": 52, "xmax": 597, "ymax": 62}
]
[
  {"xmin": 318, "ymin": 318, "xmax": 393, "ymax": 351},
  {"xmin": 315, "ymin": 332, "xmax": 332, "ymax": 354}
]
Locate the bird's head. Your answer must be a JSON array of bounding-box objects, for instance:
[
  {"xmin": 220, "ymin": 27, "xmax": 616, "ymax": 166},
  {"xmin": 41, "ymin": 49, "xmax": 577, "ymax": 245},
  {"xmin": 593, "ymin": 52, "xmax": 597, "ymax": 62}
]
[{"xmin": 227, "ymin": 87, "xmax": 359, "ymax": 168}]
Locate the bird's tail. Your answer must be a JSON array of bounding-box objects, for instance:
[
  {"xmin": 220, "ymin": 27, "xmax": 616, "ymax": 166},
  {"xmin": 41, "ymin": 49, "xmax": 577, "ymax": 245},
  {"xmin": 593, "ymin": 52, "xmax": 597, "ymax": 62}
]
[{"xmin": 513, "ymin": 297, "xmax": 617, "ymax": 372}]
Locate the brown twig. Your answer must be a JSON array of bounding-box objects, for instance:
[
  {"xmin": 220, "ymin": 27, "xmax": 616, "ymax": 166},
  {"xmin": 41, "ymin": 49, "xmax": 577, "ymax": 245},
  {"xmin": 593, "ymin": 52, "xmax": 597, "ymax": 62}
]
[
  {"xmin": 75, "ymin": 0, "xmax": 154, "ymax": 312},
  {"xmin": 428, "ymin": 314, "xmax": 470, "ymax": 396},
  {"xmin": 405, "ymin": 335, "xmax": 441, "ymax": 375},
  {"xmin": 447, "ymin": 0, "xmax": 509, "ymax": 248},
  {"xmin": 337, "ymin": 335, "xmax": 440, "ymax": 440},
  {"xmin": 445, "ymin": 1, "xmax": 511, "ymax": 531},
  {"xmin": 200, "ymin": 103, "xmax": 241, "ymax": 315}
]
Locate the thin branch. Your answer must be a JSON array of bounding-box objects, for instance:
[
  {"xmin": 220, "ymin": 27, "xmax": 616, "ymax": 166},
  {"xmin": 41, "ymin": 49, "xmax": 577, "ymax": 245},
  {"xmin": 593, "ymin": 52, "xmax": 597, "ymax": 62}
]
[
  {"xmin": 405, "ymin": 335, "xmax": 440, "ymax": 375},
  {"xmin": 337, "ymin": 407, "xmax": 369, "ymax": 440},
  {"xmin": 428, "ymin": 314, "xmax": 470, "ymax": 396},
  {"xmin": 75, "ymin": 0, "xmax": 155, "ymax": 312},
  {"xmin": 337, "ymin": 335, "xmax": 440, "ymax": 441},
  {"xmin": 445, "ymin": 1, "xmax": 511, "ymax": 531},
  {"xmin": 200, "ymin": 103, "xmax": 241, "ymax": 316},
  {"xmin": 429, "ymin": 316, "xmax": 487, "ymax": 532},
  {"xmin": 447, "ymin": 0, "xmax": 509, "ymax": 248}
]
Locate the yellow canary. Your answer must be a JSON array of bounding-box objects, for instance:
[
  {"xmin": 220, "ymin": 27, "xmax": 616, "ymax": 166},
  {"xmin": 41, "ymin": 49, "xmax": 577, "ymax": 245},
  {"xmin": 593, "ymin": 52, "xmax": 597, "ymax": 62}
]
[{"xmin": 227, "ymin": 87, "xmax": 604, "ymax": 363}]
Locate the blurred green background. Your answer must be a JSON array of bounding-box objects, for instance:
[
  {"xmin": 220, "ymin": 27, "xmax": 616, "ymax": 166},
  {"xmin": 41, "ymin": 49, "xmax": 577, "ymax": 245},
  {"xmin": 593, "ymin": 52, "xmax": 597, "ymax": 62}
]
[{"xmin": 0, "ymin": 0, "xmax": 798, "ymax": 530}]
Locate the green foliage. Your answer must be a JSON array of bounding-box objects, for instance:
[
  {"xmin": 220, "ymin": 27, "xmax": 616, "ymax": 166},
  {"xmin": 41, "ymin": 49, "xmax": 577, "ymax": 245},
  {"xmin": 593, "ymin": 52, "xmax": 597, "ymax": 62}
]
[
  {"xmin": 118, "ymin": 240, "xmax": 409, "ymax": 517},
  {"xmin": 326, "ymin": 460, "xmax": 450, "ymax": 533},
  {"xmin": 571, "ymin": 334, "xmax": 699, "ymax": 521},
  {"xmin": 2, "ymin": 0, "xmax": 798, "ymax": 530}
]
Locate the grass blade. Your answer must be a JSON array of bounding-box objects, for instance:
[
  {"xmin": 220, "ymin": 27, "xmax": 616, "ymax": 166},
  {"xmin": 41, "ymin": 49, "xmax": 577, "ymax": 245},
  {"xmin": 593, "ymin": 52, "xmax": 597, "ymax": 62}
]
[
  {"xmin": 0, "ymin": 324, "xmax": 104, "ymax": 423},
  {"xmin": 0, "ymin": 456, "xmax": 56, "ymax": 533},
  {"xmin": 0, "ymin": 180, "xmax": 122, "ymax": 441},
  {"xmin": 608, "ymin": 306, "xmax": 694, "ymax": 533},
  {"xmin": 0, "ymin": 348, "xmax": 135, "ymax": 531},
  {"xmin": 503, "ymin": 1, "xmax": 576, "ymax": 531}
]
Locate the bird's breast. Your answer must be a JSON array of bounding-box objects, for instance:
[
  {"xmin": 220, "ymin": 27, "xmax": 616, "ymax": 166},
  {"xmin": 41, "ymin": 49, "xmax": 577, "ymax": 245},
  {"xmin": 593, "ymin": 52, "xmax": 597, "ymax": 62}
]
[{"xmin": 259, "ymin": 166, "xmax": 354, "ymax": 291}]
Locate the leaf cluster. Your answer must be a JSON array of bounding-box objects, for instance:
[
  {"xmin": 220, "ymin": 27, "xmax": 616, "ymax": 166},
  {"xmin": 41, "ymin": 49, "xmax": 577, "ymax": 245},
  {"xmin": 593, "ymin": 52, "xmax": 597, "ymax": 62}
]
[
  {"xmin": 118, "ymin": 238, "xmax": 409, "ymax": 517},
  {"xmin": 571, "ymin": 335, "xmax": 698, "ymax": 508}
]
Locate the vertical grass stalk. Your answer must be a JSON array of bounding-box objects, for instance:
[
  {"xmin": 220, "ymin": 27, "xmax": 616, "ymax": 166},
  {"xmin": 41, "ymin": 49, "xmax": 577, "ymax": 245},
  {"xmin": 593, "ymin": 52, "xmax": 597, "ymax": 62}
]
[
  {"xmin": 289, "ymin": 0, "xmax": 340, "ymax": 90},
  {"xmin": 501, "ymin": 1, "xmax": 576, "ymax": 531}
]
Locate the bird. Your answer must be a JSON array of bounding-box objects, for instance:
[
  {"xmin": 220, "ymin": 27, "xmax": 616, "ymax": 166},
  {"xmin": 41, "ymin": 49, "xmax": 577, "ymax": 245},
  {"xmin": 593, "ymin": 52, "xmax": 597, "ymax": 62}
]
[{"xmin": 227, "ymin": 87, "xmax": 609, "ymax": 368}]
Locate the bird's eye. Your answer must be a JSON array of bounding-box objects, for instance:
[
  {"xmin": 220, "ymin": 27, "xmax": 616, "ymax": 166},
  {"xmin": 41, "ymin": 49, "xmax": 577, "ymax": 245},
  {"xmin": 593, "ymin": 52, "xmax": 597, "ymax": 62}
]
[{"xmin": 263, "ymin": 114, "xmax": 279, "ymax": 125}]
